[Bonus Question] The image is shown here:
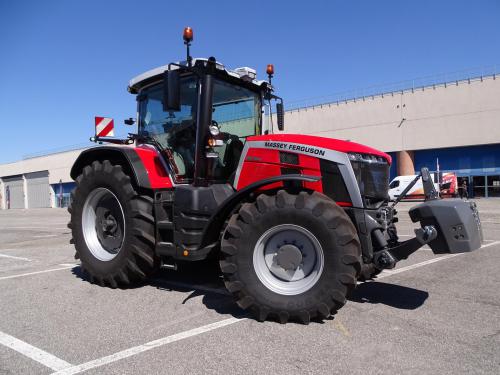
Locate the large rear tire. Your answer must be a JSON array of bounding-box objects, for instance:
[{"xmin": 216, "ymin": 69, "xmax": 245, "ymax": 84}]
[
  {"xmin": 220, "ymin": 190, "xmax": 361, "ymax": 324},
  {"xmin": 68, "ymin": 160, "xmax": 158, "ymax": 287}
]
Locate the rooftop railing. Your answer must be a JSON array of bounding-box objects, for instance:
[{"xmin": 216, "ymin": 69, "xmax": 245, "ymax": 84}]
[{"xmin": 287, "ymin": 64, "xmax": 498, "ymax": 112}]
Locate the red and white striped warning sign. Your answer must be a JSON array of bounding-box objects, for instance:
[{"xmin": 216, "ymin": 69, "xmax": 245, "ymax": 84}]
[{"xmin": 95, "ymin": 117, "xmax": 115, "ymax": 137}]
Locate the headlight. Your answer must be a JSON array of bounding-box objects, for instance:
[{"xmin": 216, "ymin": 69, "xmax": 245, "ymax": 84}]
[{"xmin": 348, "ymin": 152, "xmax": 387, "ymax": 164}]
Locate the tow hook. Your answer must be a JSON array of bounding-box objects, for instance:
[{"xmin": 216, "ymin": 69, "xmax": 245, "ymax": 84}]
[{"xmin": 374, "ymin": 225, "xmax": 438, "ymax": 270}]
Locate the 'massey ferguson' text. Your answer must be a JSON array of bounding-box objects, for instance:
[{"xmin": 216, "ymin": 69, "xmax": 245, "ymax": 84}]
[{"xmin": 264, "ymin": 142, "xmax": 326, "ymax": 156}]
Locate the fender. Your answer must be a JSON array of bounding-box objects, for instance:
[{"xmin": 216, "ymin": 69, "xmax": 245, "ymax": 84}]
[
  {"xmin": 198, "ymin": 174, "xmax": 321, "ymax": 251},
  {"xmin": 70, "ymin": 146, "xmax": 153, "ymax": 189}
]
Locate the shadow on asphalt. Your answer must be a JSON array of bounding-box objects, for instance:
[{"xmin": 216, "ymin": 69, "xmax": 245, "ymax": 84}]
[
  {"xmin": 72, "ymin": 263, "xmax": 428, "ymax": 321},
  {"xmin": 349, "ymin": 281, "xmax": 429, "ymax": 310},
  {"xmin": 71, "ymin": 261, "xmax": 244, "ymax": 318}
]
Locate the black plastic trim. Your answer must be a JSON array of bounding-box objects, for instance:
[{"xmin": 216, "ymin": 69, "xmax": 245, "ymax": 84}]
[{"xmin": 70, "ymin": 146, "xmax": 151, "ymax": 189}]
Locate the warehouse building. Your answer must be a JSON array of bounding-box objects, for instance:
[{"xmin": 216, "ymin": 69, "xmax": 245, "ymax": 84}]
[
  {"xmin": 285, "ymin": 72, "xmax": 500, "ymax": 198},
  {"xmin": 0, "ymin": 149, "xmax": 82, "ymax": 209},
  {"xmin": 1, "ymin": 70, "xmax": 499, "ymax": 209}
]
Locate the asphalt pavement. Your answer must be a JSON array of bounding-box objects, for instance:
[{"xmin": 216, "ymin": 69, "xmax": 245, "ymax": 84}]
[{"xmin": 0, "ymin": 200, "xmax": 499, "ymax": 374}]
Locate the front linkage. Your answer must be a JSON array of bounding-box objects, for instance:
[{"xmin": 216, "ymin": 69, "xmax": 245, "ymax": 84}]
[{"xmin": 370, "ymin": 168, "xmax": 483, "ymax": 271}]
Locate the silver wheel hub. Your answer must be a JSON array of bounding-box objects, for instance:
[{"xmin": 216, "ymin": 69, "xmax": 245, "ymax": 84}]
[
  {"xmin": 253, "ymin": 224, "xmax": 324, "ymax": 295},
  {"xmin": 82, "ymin": 188, "xmax": 125, "ymax": 262},
  {"xmin": 275, "ymin": 244, "xmax": 302, "ymax": 271}
]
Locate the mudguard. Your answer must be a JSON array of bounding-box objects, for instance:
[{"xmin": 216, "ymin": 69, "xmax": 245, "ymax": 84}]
[{"xmin": 70, "ymin": 146, "xmax": 173, "ymax": 189}]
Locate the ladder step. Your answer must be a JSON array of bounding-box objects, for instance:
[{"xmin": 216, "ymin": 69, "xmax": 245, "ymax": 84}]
[
  {"xmin": 156, "ymin": 241, "xmax": 176, "ymax": 257},
  {"xmin": 157, "ymin": 221, "xmax": 174, "ymax": 230}
]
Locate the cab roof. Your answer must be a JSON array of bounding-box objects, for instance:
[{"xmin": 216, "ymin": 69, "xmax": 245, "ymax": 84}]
[{"xmin": 128, "ymin": 58, "xmax": 268, "ymax": 94}]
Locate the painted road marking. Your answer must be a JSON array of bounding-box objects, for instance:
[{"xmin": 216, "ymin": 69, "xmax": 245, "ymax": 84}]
[
  {"xmin": 333, "ymin": 320, "xmax": 351, "ymax": 337},
  {"xmin": 0, "ymin": 253, "xmax": 31, "ymax": 261},
  {"xmin": 3, "ymin": 241, "xmax": 500, "ymax": 373},
  {"xmin": 51, "ymin": 317, "xmax": 244, "ymax": 375},
  {"xmin": 1, "ymin": 226, "xmax": 68, "ymax": 230},
  {"xmin": 0, "ymin": 331, "xmax": 73, "ymax": 371},
  {"xmin": 378, "ymin": 240, "xmax": 500, "ymax": 279},
  {"xmin": 0, "ymin": 265, "xmax": 75, "ymax": 281}
]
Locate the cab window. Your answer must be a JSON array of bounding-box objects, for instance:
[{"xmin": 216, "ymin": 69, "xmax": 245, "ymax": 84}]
[
  {"xmin": 208, "ymin": 79, "xmax": 261, "ymax": 181},
  {"xmin": 389, "ymin": 180, "xmax": 400, "ymax": 189}
]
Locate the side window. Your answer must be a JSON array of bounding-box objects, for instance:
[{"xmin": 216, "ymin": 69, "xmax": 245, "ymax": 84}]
[
  {"xmin": 209, "ymin": 80, "xmax": 260, "ymax": 181},
  {"xmin": 389, "ymin": 180, "xmax": 400, "ymax": 189}
]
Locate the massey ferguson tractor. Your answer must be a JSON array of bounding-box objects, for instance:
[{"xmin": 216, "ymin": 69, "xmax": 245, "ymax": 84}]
[{"xmin": 68, "ymin": 28, "xmax": 483, "ymax": 324}]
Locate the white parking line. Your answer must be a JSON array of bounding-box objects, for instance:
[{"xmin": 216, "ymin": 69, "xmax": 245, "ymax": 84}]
[
  {"xmin": 51, "ymin": 317, "xmax": 244, "ymax": 375},
  {"xmin": 0, "ymin": 265, "xmax": 75, "ymax": 281},
  {"xmin": 0, "ymin": 331, "xmax": 73, "ymax": 371},
  {"xmin": 378, "ymin": 254, "xmax": 460, "ymax": 278},
  {"xmin": 1, "ymin": 226, "xmax": 68, "ymax": 231},
  {"xmin": 378, "ymin": 240, "xmax": 500, "ymax": 279},
  {"xmin": 0, "ymin": 253, "xmax": 31, "ymax": 261},
  {"xmin": 2, "ymin": 240, "xmax": 499, "ymax": 374}
]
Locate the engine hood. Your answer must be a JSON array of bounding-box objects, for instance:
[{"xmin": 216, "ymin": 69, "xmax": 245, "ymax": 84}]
[{"xmin": 248, "ymin": 134, "xmax": 392, "ymax": 164}]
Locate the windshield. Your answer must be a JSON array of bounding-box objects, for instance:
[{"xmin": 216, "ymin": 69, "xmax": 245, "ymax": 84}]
[{"xmin": 137, "ymin": 75, "xmax": 261, "ymax": 183}]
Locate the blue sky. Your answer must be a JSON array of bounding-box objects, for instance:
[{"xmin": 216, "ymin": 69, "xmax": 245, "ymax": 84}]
[{"xmin": 0, "ymin": 0, "xmax": 499, "ymax": 163}]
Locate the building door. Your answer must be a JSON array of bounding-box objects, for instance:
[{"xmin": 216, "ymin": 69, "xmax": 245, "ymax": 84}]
[
  {"xmin": 487, "ymin": 175, "xmax": 500, "ymax": 198},
  {"xmin": 26, "ymin": 171, "xmax": 50, "ymax": 208},
  {"xmin": 471, "ymin": 176, "xmax": 486, "ymax": 198},
  {"xmin": 3, "ymin": 175, "xmax": 25, "ymax": 209}
]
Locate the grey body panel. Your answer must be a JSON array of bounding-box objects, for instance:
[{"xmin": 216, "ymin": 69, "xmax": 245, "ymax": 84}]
[
  {"xmin": 409, "ymin": 199, "xmax": 483, "ymax": 254},
  {"xmin": 26, "ymin": 171, "xmax": 50, "ymax": 208}
]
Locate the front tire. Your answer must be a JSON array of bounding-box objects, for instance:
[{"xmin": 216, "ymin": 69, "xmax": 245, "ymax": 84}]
[
  {"xmin": 68, "ymin": 160, "xmax": 158, "ymax": 287},
  {"xmin": 220, "ymin": 190, "xmax": 361, "ymax": 324}
]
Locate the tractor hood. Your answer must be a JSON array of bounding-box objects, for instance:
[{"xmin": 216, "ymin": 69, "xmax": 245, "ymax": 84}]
[{"xmin": 248, "ymin": 134, "xmax": 392, "ymax": 164}]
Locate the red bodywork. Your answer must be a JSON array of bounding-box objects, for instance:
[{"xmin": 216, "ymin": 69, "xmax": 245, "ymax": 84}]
[
  {"xmin": 235, "ymin": 134, "xmax": 390, "ymax": 206},
  {"xmin": 134, "ymin": 145, "xmax": 174, "ymax": 189},
  {"xmin": 248, "ymin": 134, "xmax": 391, "ymax": 163},
  {"xmin": 131, "ymin": 134, "xmax": 390, "ymax": 203}
]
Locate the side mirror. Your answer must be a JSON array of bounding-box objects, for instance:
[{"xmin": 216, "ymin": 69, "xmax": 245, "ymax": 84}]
[
  {"xmin": 124, "ymin": 118, "xmax": 135, "ymax": 125},
  {"xmin": 163, "ymin": 70, "xmax": 181, "ymax": 112},
  {"xmin": 276, "ymin": 102, "xmax": 284, "ymax": 131}
]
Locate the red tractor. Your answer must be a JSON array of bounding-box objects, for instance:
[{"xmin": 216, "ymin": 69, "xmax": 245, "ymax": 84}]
[{"xmin": 68, "ymin": 28, "xmax": 483, "ymax": 324}]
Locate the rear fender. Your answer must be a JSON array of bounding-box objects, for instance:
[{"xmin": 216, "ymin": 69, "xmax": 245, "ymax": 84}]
[{"xmin": 70, "ymin": 146, "xmax": 173, "ymax": 189}]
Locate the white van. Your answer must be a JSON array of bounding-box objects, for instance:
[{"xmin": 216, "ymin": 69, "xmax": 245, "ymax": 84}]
[
  {"xmin": 388, "ymin": 172, "xmax": 458, "ymax": 201},
  {"xmin": 388, "ymin": 174, "xmax": 438, "ymax": 201}
]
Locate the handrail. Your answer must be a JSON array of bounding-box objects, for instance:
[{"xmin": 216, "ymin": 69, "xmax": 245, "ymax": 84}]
[{"xmin": 287, "ymin": 64, "xmax": 498, "ymax": 112}]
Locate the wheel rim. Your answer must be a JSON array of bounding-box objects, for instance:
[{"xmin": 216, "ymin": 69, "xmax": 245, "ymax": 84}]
[
  {"xmin": 253, "ymin": 224, "xmax": 324, "ymax": 295},
  {"xmin": 82, "ymin": 188, "xmax": 125, "ymax": 261}
]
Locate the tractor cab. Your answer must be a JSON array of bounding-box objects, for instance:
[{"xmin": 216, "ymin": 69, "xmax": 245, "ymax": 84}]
[{"xmin": 127, "ymin": 36, "xmax": 283, "ymax": 187}]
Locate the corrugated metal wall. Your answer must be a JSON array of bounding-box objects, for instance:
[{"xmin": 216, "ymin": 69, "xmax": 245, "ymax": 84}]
[
  {"xmin": 26, "ymin": 171, "xmax": 50, "ymax": 208},
  {"xmin": 3, "ymin": 175, "xmax": 25, "ymax": 209}
]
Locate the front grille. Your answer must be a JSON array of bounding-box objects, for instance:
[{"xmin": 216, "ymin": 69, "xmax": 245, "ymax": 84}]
[{"xmin": 279, "ymin": 151, "xmax": 299, "ymax": 165}]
